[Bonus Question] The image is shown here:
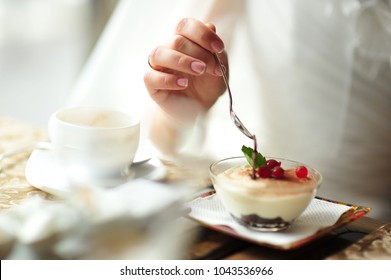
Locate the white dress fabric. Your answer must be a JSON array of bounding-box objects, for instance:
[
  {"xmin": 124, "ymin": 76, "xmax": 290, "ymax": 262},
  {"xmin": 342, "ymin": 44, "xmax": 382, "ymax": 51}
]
[{"xmin": 68, "ymin": 0, "xmax": 391, "ymax": 220}]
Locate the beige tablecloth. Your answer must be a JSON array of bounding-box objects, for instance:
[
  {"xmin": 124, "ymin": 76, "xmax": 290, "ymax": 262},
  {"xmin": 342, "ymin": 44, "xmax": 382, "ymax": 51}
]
[{"xmin": 0, "ymin": 117, "xmax": 53, "ymax": 209}]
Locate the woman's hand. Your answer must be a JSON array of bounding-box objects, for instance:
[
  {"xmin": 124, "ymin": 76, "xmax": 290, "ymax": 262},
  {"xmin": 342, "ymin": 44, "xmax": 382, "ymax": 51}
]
[{"xmin": 144, "ymin": 18, "xmax": 228, "ymax": 123}]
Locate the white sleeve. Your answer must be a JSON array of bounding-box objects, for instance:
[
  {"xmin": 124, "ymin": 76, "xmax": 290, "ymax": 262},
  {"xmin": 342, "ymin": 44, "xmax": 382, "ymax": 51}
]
[{"xmin": 67, "ymin": 0, "xmax": 241, "ymax": 144}]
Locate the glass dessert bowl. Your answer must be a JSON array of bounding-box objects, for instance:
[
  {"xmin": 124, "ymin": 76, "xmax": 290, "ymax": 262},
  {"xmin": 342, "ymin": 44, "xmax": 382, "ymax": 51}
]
[{"xmin": 209, "ymin": 156, "xmax": 323, "ymax": 231}]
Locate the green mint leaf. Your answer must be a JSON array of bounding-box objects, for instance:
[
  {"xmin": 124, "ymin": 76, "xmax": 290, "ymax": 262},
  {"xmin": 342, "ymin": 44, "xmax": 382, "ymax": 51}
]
[
  {"xmin": 241, "ymin": 145, "xmax": 254, "ymax": 166},
  {"xmin": 241, "ymin": 145, "xmax": 266, "ymax": 168}
]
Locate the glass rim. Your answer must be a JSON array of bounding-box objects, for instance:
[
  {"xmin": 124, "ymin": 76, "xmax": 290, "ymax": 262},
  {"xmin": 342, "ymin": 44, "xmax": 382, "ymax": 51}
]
[{"xmin": 209, "ymin": 156, "xmax": 323, "ymax": 191}]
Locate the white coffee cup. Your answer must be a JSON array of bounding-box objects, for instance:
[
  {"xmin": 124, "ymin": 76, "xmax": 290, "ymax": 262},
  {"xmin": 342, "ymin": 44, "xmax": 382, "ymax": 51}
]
[{"xmin": 48, "ymin": 106, "xmax": 140, "ymax": 188}]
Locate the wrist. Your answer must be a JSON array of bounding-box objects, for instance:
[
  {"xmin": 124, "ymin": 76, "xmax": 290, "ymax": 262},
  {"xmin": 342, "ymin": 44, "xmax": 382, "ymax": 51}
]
[{"xmin": 150, "ymin": 107, "xmax": 206, "ymax": 157}]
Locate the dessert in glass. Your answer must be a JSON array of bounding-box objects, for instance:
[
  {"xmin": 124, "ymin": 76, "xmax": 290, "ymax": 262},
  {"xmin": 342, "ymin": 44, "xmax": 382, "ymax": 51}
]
[{"xmin": 209, "ymin": 155, "xmax": 322, "ymax": 231}]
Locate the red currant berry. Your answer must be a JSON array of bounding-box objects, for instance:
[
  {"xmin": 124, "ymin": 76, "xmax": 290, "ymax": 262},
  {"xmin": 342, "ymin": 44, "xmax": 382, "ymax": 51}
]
[
  {"xmin": 257, "ymin": 166, "xmax": 271, "ymax": 178},
  {"xmin": 271, "ymin": 166, "xmax": 285, "ymax": 179},
  {"xmin": 266, "ymin": 159, "xmax": 281, "ymax": 169},
  {"xmin": 296, "ymin": 166, "xmax": 308, "ymax": 178}
]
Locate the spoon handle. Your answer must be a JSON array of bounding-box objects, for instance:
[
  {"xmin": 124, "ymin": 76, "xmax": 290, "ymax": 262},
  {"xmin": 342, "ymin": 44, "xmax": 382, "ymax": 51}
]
[
  {"xmin": 214, "ymin": 53, "xmax": 253, "ymax": 140},
  {"xmin": 213, "ymin": 53, "xmax": 233, "ymax": 109}
]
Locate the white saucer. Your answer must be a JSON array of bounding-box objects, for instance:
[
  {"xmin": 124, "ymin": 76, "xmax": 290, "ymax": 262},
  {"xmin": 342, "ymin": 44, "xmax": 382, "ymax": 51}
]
[{"xmin": 25, "ymin": 149, "xmax": 167, "ymax": 197}]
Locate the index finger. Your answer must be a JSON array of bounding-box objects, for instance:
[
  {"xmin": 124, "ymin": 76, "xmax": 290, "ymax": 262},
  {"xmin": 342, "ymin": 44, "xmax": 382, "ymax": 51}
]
[{"xmin": 174, "ymin": 18, "xmax": 225, "ymax": 54}]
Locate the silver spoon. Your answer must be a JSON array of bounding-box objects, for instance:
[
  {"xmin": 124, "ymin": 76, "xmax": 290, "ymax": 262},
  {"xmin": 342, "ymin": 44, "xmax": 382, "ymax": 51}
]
[
  {"xmin": 213, "ymin": 53, "xmax": 254, "ymax": 140},
  {"xmin": 214, "ymin": 53, "xmax": 258, "ymax": 179}
]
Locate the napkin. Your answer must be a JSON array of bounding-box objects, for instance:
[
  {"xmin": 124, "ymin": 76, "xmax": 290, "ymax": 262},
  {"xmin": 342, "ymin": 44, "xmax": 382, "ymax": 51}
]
[{"xmin": 185, "ymin": 194, "xmax": 352, "ymax": 249}]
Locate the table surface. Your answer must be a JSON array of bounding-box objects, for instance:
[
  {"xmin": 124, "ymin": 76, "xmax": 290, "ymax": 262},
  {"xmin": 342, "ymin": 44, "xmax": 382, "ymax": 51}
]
[{"xmin": 0, "ymin": 116, "xmax": 390, "ymax": 260}]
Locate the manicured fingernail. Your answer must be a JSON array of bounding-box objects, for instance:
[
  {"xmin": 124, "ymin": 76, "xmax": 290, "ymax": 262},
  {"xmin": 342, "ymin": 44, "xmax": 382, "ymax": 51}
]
[
  {"xmin": 191, "ymin": 61, "xmax": 206, "ymax": 74},
  {"xmin": 211, "ymin": 40, "xmax": 224, "ymax": 53},
  {"xmin": 177, "ymin": 77, "xmax": 188, "ymax": 87}
]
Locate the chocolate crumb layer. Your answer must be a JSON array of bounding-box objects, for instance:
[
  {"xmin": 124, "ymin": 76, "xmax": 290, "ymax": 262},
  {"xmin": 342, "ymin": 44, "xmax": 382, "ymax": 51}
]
[{"xmin": 232, "ymin": 214, "xmax": 291, "ymax": 231}]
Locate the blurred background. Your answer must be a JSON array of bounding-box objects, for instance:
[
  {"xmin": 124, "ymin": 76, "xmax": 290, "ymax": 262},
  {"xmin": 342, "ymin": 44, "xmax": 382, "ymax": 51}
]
[{"xmin": 0, "ymin": 0, "xmax": 119, "ymax": 128}]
